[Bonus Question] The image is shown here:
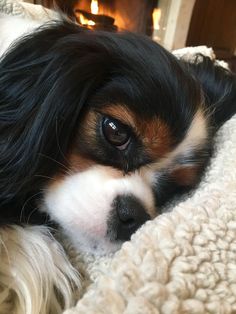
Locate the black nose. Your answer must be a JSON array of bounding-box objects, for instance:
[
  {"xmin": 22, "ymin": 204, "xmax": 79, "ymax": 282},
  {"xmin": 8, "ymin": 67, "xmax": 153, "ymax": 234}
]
[{"xmin": 114, "ymin": 195, "xmax": 150, "ymax": 241}]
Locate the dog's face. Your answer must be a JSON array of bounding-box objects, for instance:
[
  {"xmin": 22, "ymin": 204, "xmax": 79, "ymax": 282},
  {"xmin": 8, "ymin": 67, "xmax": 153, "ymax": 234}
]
[
  {"xmin": 40, "ymin": 27, "xmax": 208, "ymax": 254},
  {"xmin": 44, "ymin": 102, "xmax": 207, "ymax": 254},
  {"xmin": 0, "ymin": 23, "xmax": 209, "ymax": 255}
]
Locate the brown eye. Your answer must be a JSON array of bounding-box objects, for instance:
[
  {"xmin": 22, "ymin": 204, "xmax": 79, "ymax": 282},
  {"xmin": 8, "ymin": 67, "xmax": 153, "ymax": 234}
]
[{"xmin": 102, "ymin": 117, "xmax": 130, "ymax": 150}]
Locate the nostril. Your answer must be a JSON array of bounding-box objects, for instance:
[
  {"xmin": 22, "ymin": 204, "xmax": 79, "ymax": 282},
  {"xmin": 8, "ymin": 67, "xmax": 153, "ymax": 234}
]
[
  {"xmin": 114, "ymin": 195, "xmax": 150, "ymax": 241},
  {"xmin": 122, "ymin": 218, "xmax": 135, "ymax": 226},
  {"xmin": 119, "ymin": 217, "xmax": 136, "ymax": 230}
]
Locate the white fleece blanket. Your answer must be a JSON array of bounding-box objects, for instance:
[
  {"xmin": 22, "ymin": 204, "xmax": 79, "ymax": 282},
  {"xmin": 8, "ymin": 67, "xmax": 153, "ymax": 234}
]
[
  {"xmin": 0, "ymin": 0, "xmax": 59, "ymax": 20},
  {"xmin": 1, "ymin": 2, "xmax": 236, "ymax": 313},
  {"xmin": 64, "ymin": 112, "xmax": 236, "ymax": 314}
]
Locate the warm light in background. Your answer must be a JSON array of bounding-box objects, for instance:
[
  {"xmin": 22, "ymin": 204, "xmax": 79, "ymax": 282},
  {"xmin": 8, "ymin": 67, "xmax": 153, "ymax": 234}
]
[
  {"xmin": 79, "ymin": 0, "xmax": 99, "ymax": 26},
  {"xmin": 79, "ymin": 14, "xmax": 95, "ymax": 26},
  {"xmin": 91, "ymin": 0, "xmax": 99, "ymax": 15},
  {"xmin": 152, "ymin": 8, "xmax": 161, "ymax": 31}
]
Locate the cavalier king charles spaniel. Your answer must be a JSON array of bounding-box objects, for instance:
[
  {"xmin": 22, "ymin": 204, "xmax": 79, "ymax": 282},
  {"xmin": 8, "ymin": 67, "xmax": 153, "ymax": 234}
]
[
  {"xmin": 0, "ymin": 15, "xmax": 236, "ymax": 312},
  {"xmin": 1, "ymin": 16, "xmax": 236, "ymax": 253}
]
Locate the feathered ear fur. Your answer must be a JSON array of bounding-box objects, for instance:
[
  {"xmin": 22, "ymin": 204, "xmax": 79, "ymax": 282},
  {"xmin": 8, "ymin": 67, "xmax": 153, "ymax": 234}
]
[
  {"xmin": 0, "ymin": 225, "xmax": 80, "ymax": 313},
  {"xmin": 155, "ymin": 56, "xmax": 236, "ymax": 209},
  {"xmin": 186, "ymin": 55, "xmax": 236, "ymax": 128},
  {"xmin": 0, "ymin": 22, "xmax": 115, "ymax": 217}
]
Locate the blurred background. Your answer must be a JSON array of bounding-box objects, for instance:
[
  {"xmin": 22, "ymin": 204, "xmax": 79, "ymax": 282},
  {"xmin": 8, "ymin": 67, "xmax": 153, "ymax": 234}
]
[{"xmin": 29, "ymin": 0, "xmax": 236, "ymax": 72}]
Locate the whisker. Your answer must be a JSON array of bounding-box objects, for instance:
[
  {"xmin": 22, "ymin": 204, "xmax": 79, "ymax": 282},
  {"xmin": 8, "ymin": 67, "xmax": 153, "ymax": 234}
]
[
  {"xmin": 26, "ymin": 207, "xmax": 38, "ymax": 224},
  {"xmin": 55, "ymin": 118, "xmax": 67, "ymax": 162},
  {"xmin": 39, "ymin": 153, "xmax": 71, "ymax": 173},
  {"xmin": 34, "ymin": 174, "xmax": 57, "ymax": 181},
  {"xmin": 20, "ymin": 191, "xmax": 43, "ymax": 223}
]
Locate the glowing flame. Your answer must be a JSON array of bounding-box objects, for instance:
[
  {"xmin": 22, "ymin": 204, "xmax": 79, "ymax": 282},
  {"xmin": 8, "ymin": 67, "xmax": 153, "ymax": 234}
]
[
  {"xmin": 152, "ymin": 8, "xmax": 161, "ymax": 30},
  {"xmin": 91, "ymin": 0, "xmax": 99, "ymax": 15},
  {"xmin": 79, "ymin": 0, "xmax": 99, "ymax": 26},
  {"xmin": 79, "ymin": 14, "xmax": 95, "ymax": 26}
]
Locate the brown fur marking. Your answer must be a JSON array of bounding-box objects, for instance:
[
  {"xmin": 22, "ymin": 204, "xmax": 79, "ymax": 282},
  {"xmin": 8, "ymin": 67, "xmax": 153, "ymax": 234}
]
[
  {"xmin": 100, "ymin": 104, "xmax": 173, "ymax": 159},
  {"xmin": 137, "ymin": 118, "xmax": 173, "ymax": 158},
  {"xmin": 171, "ymin": 165, "xmax": 201, "ymax": 186},
  {"xmin": 99, "ymin": 105, "xmax": 136, "ymax": 129}
]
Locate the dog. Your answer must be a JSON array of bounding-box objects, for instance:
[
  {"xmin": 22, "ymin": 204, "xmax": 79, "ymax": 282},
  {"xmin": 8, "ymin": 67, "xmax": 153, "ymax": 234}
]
[
  {"xmin": 0, "ymin": 15, "xmax": 236, "ymax": 312},
  {"xmin": 1, "ymin": 17, "xmax": 236, "ymax": 253}
]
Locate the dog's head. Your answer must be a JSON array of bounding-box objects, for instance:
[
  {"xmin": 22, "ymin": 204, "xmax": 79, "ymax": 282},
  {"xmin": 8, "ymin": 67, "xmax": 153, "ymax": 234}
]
[{"xmin": 0, "ymin": 22, "xmax": 208, "ymax": 254}]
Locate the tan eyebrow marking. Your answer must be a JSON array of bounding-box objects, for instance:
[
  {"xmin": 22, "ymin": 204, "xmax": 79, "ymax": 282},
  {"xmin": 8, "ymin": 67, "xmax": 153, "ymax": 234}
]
[
  {"xmin": 137, "ymin": 118, "xmax": 173, "ymax": 158},
  {"xmin": 99, "ymin": 104, "xmax": 136, "ymax": 128},
  {"xmin": 99, "ymin": 104, "xmax": 174, "ymax": 159}
]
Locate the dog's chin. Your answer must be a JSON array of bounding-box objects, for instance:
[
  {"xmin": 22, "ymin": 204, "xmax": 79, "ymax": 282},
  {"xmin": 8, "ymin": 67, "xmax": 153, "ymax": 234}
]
[{"xmin": 63, "ymin": 227, "xmax": 122, "ymax": 256}]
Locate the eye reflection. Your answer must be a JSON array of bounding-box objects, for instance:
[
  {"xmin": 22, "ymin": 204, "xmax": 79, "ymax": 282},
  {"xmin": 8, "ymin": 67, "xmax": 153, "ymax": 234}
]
[{"xmin": 102, "ymin": 117, "xmax": 131, "ymax": 150}]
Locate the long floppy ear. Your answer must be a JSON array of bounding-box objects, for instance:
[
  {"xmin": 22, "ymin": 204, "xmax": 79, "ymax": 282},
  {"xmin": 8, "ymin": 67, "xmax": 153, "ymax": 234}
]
[
  {"xmin": 187, "ymin": 55, "xmax": 236, "ymax": 129},
  {"xmin": 0, "ymin": 22, "xmax": 112, "ymax": 212},
  {"xmin": 156, "ymin": 57, "xmax": 236, "ymax": 209}
]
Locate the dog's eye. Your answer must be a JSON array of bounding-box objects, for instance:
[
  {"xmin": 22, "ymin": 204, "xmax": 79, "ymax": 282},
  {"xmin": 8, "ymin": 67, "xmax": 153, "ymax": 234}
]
[{"xmin": 102, "ymin": 117, "xmax": 130, "ymax": 150}]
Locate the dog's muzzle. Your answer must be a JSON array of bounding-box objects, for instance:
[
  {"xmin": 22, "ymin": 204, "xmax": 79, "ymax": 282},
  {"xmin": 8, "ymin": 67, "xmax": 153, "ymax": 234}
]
[{"xmin": 108, "ymin": 195, "xmax": 151, "ymax": 241}]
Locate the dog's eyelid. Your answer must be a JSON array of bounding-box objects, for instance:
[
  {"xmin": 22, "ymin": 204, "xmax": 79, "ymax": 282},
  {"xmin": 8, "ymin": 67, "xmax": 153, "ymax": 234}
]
[
  {"xmin": 96, "ymin": 110, "xmax": 133, "ymax": 130},
  {"xmin": 116, "ymin": 137, "xmax": 131, "ymax": 150}
]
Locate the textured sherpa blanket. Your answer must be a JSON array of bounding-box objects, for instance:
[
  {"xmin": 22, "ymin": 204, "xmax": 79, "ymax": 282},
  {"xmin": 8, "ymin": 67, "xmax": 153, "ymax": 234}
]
[
  {"xmin": 65, "ymin": 115, "xmax": 236, "ymax": 314},
  {"xmin": 1, "ymin": 2, "xmax": 236, "ymax": 313},
  {"xmin": 64, "ymin": 113, "xmax": 236, "ymax": 314},
  {"xmin": 0, "ymin": 0, "xmax": 59, "ymax": 20}
]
